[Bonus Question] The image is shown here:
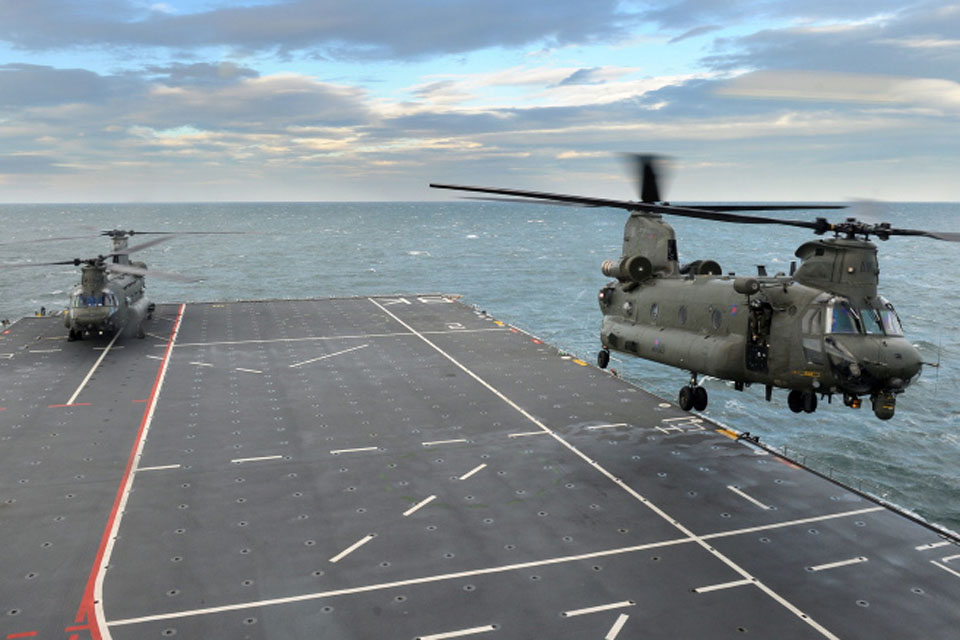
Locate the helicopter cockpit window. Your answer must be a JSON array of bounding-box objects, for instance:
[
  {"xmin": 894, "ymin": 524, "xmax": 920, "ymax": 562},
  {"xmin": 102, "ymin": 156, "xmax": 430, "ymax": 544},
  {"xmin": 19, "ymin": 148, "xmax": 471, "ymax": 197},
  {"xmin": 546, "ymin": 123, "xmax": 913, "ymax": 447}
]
[
  {"xmin": 859, "ymin": 308, "xmax": 883, "ymax": 334},
  {"xmin": 880, "ymin": 309, "xmax": 904, "ymax": 336},
  {"xmin": 828, "ymin": 304, "xmax": 860, "ymax": 334}
]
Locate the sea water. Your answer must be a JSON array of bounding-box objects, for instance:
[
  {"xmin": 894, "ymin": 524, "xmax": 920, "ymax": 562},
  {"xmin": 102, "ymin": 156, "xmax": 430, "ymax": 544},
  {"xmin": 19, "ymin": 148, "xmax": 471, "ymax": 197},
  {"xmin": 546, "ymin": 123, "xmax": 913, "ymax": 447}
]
[{"xmin": 0, "ymin": 201, "xmax": 957, "ymax": 530}]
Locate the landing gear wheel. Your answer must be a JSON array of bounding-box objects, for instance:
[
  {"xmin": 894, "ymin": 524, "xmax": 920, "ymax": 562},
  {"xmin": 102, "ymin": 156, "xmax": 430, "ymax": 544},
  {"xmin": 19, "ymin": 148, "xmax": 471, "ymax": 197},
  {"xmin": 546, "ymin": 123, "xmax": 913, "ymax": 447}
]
[
  {"xmin": 678, "ymin": 386, "xmax": 694, "ymax": 411},
  {"xmin": 597, "ymin": 348, "xmax": 610, "ymax": 369},
  {"xmin": 802, "ymin": 391, "xmax": 818, "ymax": 414},
  {"xmin": 787, "ymin": 389, "xmax": 804, "ymax": 413},
  {"xmin": 693, "ymin": 386, "xmax": 708, "ymax": 411}
]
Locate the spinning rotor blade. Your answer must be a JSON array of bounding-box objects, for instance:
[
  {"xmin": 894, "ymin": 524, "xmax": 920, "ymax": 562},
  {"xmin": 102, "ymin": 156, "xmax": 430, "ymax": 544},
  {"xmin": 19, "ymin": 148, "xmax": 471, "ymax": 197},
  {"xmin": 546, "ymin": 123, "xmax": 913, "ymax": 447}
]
[
  {"xmin": 105, "ymin": 262, "xmax": 200, "ymax": 282},
  {"xmin": 3, "ymin": 259, "xmax": 87, "ymax": 268},
  {"xmin": 109, "ymin": 234, "xmax": 176, "ymax": 256},
  {"xmin": 430, "ymin": 183, "xmax": 842, "ymax": 226},
  {"xmin": 621, "ymin": 153, "xmax": 665, "ymax": 204}
]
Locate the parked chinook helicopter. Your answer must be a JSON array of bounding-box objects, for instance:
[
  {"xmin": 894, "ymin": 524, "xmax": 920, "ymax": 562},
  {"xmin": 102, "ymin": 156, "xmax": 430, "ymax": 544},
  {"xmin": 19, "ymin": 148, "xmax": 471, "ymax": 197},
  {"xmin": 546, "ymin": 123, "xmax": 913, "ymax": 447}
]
[
  {"xmin": 7, "ymin": 229, "xmax": 199, "ymax": 341},
  {"xmin": 431, "ymin": 156, "xmax": 960, "ymax": 420}
]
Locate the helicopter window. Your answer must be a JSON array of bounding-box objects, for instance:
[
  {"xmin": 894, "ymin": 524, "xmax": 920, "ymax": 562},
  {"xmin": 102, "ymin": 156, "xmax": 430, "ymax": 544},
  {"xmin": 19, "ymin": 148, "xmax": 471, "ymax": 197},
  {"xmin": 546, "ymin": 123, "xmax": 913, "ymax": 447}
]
[
  {"xmin": 650, "ymin": 303, "xmax": 659, "ymax": 322},
  {"xmin": 677, "ymin": 306, "xmax": 687, "ymax": 325},
  {"xmin": 859, "ymin": 308, "xmax": 883, "ymax": 334},
  {"xmin": 880, "ymin": 310, "xmax": 904, "ymax": 336},
  {"xmin": 828, "ymin": 305, "xmax": 860, "ymax": 334},
  {"xmin": 710, "ymin": 308, "xmax": 722, "ymax": 330}
]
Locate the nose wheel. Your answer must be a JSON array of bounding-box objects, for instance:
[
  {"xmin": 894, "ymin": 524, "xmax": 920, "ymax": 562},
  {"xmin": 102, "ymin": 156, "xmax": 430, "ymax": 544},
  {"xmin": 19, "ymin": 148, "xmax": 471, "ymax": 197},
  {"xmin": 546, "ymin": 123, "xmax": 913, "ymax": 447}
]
[{"xmin": 597, "ymin": 347, "xmax": 610, "ymax": 369}]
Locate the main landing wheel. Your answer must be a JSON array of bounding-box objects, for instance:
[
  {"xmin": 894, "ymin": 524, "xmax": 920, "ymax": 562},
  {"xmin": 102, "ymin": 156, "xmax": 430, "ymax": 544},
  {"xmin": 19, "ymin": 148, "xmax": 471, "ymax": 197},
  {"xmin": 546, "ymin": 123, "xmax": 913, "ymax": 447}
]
[
  {"xmin": 678, "ymin": 385, "xmax": 708, "ymax": 412},
  {"xmin": 597, "ymin": 348, "xmax": 610, "ymax": 369},
  {"xmin": 788, "ymin": 390, "xmax": 817, "ymax": 413}
]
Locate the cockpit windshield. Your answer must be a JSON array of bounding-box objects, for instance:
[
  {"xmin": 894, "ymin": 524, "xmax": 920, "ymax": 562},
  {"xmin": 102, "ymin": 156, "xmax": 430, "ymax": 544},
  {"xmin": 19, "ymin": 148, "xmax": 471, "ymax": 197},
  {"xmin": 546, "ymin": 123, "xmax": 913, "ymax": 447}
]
[
  {"xmin": 828, "ymin": 304, "xmax": 860, "ymax": 334},
  {"xmin": 71, "ymin": 293, "xmax": 118, "ymax": 308},
  {"xmin": 880, "ymin": 309, "xmax": 903, "ymax": 335},
  {"xmin": 859, "ymin": 308, "xmax": 884, "ymax": 334},
  {"xmin": 825, "ymin": 298, "xmax": 904, "ymax": 336}
]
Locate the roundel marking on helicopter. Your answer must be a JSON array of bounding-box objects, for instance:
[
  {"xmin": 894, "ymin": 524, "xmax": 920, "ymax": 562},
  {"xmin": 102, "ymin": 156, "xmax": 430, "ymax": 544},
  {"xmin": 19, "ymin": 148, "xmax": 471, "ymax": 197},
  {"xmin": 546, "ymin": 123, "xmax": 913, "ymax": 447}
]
[{"xmin": 730, "ymin": 305, "xmax": 738, "ymax": 315}]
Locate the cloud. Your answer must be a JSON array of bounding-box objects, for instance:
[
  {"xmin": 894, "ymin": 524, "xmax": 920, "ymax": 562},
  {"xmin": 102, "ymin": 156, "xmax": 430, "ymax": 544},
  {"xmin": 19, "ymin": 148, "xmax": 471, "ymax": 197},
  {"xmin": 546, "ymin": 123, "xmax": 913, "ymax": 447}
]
[
  {"xmin": 703, "ymin": 4, "xmax": 960, "ymax": 80},
  {"xmin": 0, "ymin": 0, "xmax": 640, "ymax": 60},
  {"xmin": 0, "ymin": 63, "xmax": 133, "ymax": 107},
  {"xmin": 145, "ymin": 62, "xmax": 260, "ymax": 87},
  {"xmin": 719, "ymin": 70, "xmax": 960, "ymax": 114},
  {"xmin": 0, "ymin": 154, "xmax": 71, "ymax": 174},
  {"xmin": 555, "ymin": 67, "xmax": 607, "ymax": 87}
]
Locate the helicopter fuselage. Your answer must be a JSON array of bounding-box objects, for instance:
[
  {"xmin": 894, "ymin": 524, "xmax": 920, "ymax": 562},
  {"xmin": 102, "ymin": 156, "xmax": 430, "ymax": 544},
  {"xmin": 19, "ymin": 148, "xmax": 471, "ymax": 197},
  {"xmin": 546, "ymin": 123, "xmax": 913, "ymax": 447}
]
[
  {"xmin": 598, "ymin": 214, "xmax": 923, "ymax": 419},
  {"xmin": 65, "ymin": 261, "xmax": 150, "ymax": 339}
]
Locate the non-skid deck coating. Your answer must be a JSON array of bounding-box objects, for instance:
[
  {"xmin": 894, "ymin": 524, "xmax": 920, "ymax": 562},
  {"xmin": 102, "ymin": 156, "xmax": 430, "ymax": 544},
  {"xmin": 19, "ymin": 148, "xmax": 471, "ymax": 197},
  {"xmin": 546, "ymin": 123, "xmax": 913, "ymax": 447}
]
[{"xmin": 1, "ymin": 295, "xmax": 958, "ymax": 640}]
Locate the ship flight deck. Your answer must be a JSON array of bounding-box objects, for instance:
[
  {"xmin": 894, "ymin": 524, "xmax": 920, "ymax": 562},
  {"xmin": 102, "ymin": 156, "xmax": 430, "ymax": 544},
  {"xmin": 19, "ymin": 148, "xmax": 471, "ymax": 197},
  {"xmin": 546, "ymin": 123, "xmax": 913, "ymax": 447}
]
[{"xmin": 0, "ymin": 296, "xmax": 957, "ymax": 639}]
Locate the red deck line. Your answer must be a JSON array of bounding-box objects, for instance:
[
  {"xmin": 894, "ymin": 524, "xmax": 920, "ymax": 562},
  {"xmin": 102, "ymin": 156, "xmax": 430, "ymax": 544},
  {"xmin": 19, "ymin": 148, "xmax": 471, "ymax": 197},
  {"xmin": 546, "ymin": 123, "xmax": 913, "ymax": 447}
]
[
  {"xmin": 73, "ymin": 303, "xmax": 185, "ymax": 640},
  {"xmin": 7, "ymin": 632, "xmax": 39, "ymax": 639}
]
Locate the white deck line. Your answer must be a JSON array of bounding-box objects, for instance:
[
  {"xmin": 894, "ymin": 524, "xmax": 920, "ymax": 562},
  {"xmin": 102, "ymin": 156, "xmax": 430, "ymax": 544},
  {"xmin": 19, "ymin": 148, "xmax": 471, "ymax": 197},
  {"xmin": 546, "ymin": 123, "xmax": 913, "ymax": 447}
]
[
  {"xmin": 289, "ymin": 343, "xmax": 369, "ymax": 368},
  {"xmin": 693, "ymin": 578, "xmax": 754, "ymax": 593},
  {"xmin": 419, "ymin": 625, "xmax": 497, "ymax": 640},
  {"xmin": 330, "ymin": 446, "xmax": 379, "ymax": 455},
  {"xmin": 931, "ymin": 560, "xmax": 960, "ymax": 579},
  {"xmin": 586, "ymin": 423, "xmax": 628, "ymax": 430},
  {"xmin": 508, "ymin": 431, "xmax": 547, "ymax": 438},
  {"xmin": 458, "ymin": 464, "xmax": 487, "ymax": 481},
  {"xmin": 422, "ymin": 439, "xmax": 468, "ymax": 446},
  {"xmin": 329, "ymin": 534, "xmax": 375, "ymax": 564},
  {"xmin": 915, "ymin": 541, "xmax": 952, "ymax": 551},
  {"xmin": 701, "ymin": 507, "xmax": 884, "ymax": 540},
  {"xmin": 66, "ymin": 329, "xmax": 121, "ymax": 405},
  {"xmin": 367, "ymin": 298, "xmax": 841, "ymax": 640},
  {"xmin": 136, "ymin": 464, "xmax": 182, "ymax": 472},
  {"xmin": 727, "ymin": 485, "xmax": 772, "ymax": 510},
  {"xmin": 562, "ymin": 600, "xmax": 634, "ymax": 617},
  {"xmin": 172, "ymin": 328, "xmax": 505, "ymax": 348},
  {"xmin": 234, "ymin": 367, "xmax": 262, "ymax": 374},
  {"xmin": 94, "ymin": 303, "xmax": 186, "ymax": 640},
  {"xmin": 231, "ymin": 455, "xmax": 284, "ymax": 464},
  {"xmin": 107, "ymin": 538, "xmax": 693, "ymax": 626},
  {"xmin": 808, "ymin": 557, "xmax": 868, "ymax": 572},
  {"xmin": 403, "ymin": 495, "xmax": 437, "ymax": 517},
  {"xmin": 604, "ymin": 614, "xmax": 629, "ymax": 640}
]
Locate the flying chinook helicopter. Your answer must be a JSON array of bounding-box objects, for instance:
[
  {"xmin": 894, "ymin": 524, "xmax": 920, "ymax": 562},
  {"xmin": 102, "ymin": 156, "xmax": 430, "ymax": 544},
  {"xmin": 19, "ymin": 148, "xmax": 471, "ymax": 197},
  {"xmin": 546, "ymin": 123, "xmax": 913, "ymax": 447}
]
[
  {"xmin": 8, "ymin": 229, "xmax": 199, "ymax": 341},
  {"xmin": 431, "ymin": 156, "xmax": 960, "ymax": 420}
]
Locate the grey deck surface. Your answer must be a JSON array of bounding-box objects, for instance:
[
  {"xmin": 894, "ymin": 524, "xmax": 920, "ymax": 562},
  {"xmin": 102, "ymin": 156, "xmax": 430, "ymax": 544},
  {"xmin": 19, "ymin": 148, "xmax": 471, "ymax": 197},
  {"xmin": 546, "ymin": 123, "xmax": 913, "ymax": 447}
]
[{"xmin": 1, "ymin": 296, "xmax": 958, "ymax": 640}]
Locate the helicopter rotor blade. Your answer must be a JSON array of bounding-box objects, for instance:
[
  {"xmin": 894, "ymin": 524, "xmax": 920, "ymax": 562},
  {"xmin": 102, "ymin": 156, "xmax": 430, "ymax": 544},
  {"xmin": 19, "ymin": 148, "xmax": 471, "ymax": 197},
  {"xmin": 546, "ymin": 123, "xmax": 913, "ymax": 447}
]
[
  {"xmin": 2, "ymin": 259, "xmax": 86, "ymax": 268},
  {"xmin": 105, "ymin": 262, "xmax": 201, "ymax": 282},
  {"xmin": 430, "ymin": 183, "xmax": 842, "ymax": 226},
  {"xmin": 109, "ymin": 234, "xmax": 177, "ymax": 256},
  {"xmin": 460, "ymin": 195, "xmax": 600, "ymax": 207},
  {"xmin": 620, "ymin": 153, "xmax": 665, "ymax": 203}
]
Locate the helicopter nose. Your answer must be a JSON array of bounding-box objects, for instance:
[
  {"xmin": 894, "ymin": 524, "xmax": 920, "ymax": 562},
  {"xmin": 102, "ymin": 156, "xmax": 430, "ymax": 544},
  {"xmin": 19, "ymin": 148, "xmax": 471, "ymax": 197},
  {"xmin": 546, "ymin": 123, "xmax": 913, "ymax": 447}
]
[{"xmin": 880, "ymin": 338, "xmax": 923, "ymax": 389}]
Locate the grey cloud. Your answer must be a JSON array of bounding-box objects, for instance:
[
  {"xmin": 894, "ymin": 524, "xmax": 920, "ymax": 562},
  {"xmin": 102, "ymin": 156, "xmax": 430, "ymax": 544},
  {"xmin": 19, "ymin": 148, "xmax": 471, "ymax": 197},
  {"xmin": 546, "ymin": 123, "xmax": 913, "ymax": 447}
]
[
  {"xmin": 145, "ymin": 62, "xmax": 260, "ymax": 87},
  {"xmin": 641, "ymin": 0, "xmax": 910, "ymax": 30},
  {"xmin": 1, "ymin": 0, "xmax": 639, "ymax": 60},
  {"xmin": 0, "ymin": 154, "xmax": 71, "ymax": 174},
  {"xmin": 555, "ymin": 68, "xmax": 606, "ymax": 87},
  {"xmin": 669, "ymin": 24, "xmax": 722, "ymax": 43},
  {"xmin": 703, "ymin": 4, "xmax": 960, "ymax": 80},
  {"xmin": 0, "ymin": 63, "xmax": 135, "ymax": 107}
]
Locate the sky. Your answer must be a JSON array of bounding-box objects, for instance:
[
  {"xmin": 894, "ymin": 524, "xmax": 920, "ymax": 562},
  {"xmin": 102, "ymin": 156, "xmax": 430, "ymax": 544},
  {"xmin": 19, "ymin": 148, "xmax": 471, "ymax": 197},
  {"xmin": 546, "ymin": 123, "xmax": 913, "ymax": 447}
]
[{"xmin": 1, "ymin": 0, "xmax": 959, "ymax": 202}]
